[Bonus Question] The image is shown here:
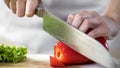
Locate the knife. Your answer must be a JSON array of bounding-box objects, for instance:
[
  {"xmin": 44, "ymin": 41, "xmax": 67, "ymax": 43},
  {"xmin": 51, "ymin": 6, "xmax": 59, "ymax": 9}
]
[{"xmin": 35, "ymin": 1, "xmax": 116, "ymax": 68}]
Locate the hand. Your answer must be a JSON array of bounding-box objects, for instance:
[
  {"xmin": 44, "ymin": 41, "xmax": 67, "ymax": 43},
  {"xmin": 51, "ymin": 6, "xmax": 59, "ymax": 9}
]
[
  {"xmin": 67, "ymin": 11, "xmax": 119, "ymax": 40},
  {"xmin": 4, "ymin": 0, "xmax": 39, "ymax": 17}
]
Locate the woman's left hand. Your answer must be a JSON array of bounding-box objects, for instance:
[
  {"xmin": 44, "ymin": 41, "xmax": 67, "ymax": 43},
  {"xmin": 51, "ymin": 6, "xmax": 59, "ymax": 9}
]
[{"xmin": 67, "ymin": 11, "xmax": 119, "ymax": 39}]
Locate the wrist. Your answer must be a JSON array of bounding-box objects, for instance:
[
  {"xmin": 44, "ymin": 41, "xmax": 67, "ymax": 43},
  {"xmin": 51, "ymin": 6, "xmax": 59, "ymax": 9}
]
[
  {"xmin": 103, "ymin": 12, "xmax": 120, "ymax": 25},
  {"xmin": 102, "ymin": 16, "xmax": 120, "ymax": 39},
  {"xmin": 103, "ymin": 0, "xmax": 120, "ymax": 26}
]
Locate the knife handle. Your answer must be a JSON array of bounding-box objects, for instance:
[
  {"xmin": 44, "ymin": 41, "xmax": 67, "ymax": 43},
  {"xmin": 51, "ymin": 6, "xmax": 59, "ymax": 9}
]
[{"xmin": 35, "ymin": 0, "xmax": 44, "ymax": 17}]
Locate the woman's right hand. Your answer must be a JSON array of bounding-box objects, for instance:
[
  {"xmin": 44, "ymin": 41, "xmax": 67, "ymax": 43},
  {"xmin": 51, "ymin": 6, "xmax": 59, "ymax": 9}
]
[{"xmin": 4, "ymin": 0, "xmax": 39, "ymax": 17}]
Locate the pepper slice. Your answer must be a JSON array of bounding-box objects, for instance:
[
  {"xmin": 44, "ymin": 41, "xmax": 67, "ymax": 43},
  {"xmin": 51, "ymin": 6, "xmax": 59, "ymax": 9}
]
[
  {"xmin": 54, "ymin": 41, "xmax": 93, "ymax": 65},
  {"xmin": 96, "ymin": 37, "xmax": 109, "ymax": 50},
  {"xmin": 50, "ymin": 56, "xmax": 65, "ymax": 67},
  {"xmin": 50, "ymin": 37, "xmax": 108, "ymax": 67}
]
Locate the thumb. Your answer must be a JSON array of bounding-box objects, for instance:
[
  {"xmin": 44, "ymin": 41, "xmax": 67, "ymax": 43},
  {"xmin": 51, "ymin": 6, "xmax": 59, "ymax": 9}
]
[{"xmin": 87, "ymin": 27, "xmax": 106, "ymax": 39}]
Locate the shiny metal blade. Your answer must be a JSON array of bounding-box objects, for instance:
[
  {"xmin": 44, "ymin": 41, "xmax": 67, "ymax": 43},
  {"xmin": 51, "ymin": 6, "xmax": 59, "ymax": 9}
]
[{"xmin": 43, "ymin": 10, "xmax": 116, "ymax": 68}]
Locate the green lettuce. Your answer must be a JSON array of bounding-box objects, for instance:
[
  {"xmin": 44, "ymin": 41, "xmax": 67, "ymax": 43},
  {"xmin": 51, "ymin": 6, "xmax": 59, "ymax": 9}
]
[{"xmin": 0, "ymin": 44, "xmax": 27, "ymax": 63}]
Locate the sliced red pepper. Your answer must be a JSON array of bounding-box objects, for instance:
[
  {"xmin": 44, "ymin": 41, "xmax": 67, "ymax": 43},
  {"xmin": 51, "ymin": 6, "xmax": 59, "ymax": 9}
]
[
  {"xmin": 50, "ymin": 37, "xmax": 109, "ymax": 67},
  {"xmin": 96, "ymin": 37, "xmax": 109, "ymax": 50},
  {"xmin": 86, "ymin": 29, "xmax": 109, "ymax": 50},
  {"xmin": 50, "ymin": 56, "xmax": 65, "ymax": 67},
  {"xmin": 54, "ymin": 41, "xmax": 93, "ymax": 65}
]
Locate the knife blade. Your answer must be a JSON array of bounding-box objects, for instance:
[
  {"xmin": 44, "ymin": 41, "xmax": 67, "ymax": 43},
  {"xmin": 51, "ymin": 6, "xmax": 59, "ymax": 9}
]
[{"xmin": 35, "ymin": 2, "xmax": 116, "ymax": 68}]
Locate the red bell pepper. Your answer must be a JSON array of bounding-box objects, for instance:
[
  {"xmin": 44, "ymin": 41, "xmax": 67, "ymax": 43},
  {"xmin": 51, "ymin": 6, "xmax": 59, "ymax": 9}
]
[
  {"xmin": 50, "ymin": 37, "xmax": 108, "ymax": 67},
  {"xmin": 96, "ymin": 37, "xmax": 109, "ymax": 50},
  {"xmin": 50, "ymin": 56, "xmax": 64, "ymax": 67},
  {"xmin": 54, "ymin": 41, "xmax": 93, "ymax": 65}
]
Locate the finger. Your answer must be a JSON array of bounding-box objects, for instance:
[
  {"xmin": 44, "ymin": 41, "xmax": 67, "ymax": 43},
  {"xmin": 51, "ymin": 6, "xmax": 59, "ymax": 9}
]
[
  {"xmin": 67, "ymin": 14, "xmax": 74, "ymax": 25},
  {"xmin": 9, "ymin": 0, "xmax": 16, "ymax": 13},
  {"xmin": 4, "ymin": 0, "xmax": 10, "ymax": 8},
  {"xmin": 16, "ymin": 0, "xmax": 26, "ymax": 17},
  {"xmin": 67, "ymin": 11, "xmax": 89, "ymax": 25},
  {"xmin": 26, "ymin": 0, "xmax": 38, "ymax": 17},
  {"xmin": 79, "ymin": 17, "xmax": 100, "ymax": 33},
  {"xmin": 88, "ymin": 27, "xmax": 104, "ymax": 38},
  {"xmin": 78, "ymin": 19, "xmax": 90, "ymax": 33},
  {"xmin": 71, "ymin": 14, "xmax": 84, "ymax": 28}
]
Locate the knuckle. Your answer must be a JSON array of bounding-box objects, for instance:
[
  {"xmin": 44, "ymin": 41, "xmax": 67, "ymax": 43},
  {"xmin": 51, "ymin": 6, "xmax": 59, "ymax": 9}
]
[
  {"xmin": 91, "ymin": 11, "xmax": 97, "ymax": 14},
  {"xmin": 75, "ymin": 14, "xmax": 84, "ymax": 20},
  {"xmin": 79, "ymin": 10, "xmax": 88, "ymax": 14},
  {"xmin": 84, "ymin": 19, "xmax": 90, "ymax": 25},
  {"xmin": 91, "ymin": 11, "xmax": 99, "ymax": 17},
  {"xmin": 98, "ymin": 17, "xmax": 104, "ymax": 23},
  {"xmin": 79, "ymin": 10, "xmax": 88, "ymax": 16}
]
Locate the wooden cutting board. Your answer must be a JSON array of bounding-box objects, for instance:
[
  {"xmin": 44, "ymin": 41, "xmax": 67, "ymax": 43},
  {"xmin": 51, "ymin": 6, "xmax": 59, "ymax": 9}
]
[
  {"xmin": 0, "ymin": 54, "xmax": 51, "ymax": 68},
  {"xmin": 0, "ymin": 54, "xmax": 119, "ymax": 68}
]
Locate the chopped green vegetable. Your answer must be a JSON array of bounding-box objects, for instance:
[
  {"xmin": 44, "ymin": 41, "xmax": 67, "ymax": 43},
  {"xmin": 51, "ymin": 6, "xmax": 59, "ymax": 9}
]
[{"xmin": 0, "ymin": 44, "xmax": 27, "ymax": 63}]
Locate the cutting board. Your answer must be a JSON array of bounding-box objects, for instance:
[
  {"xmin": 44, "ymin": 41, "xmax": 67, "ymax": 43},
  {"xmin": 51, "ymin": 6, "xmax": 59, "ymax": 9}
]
[{"xmin": 0, "ymin": 54, "xmax": 119, "ymax": 68}]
